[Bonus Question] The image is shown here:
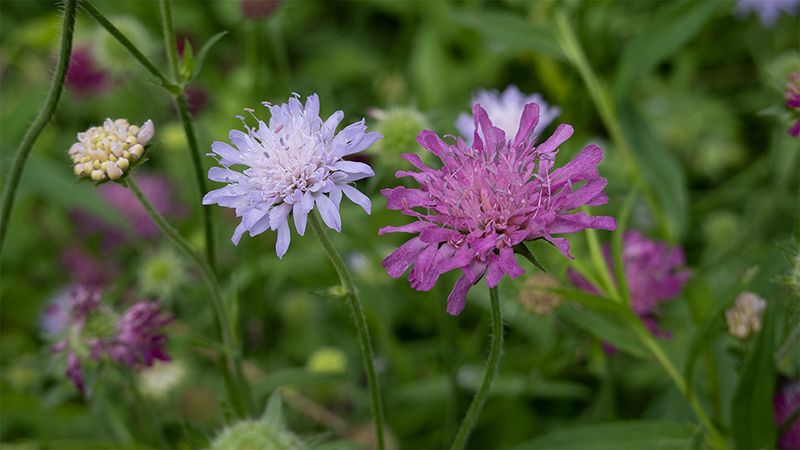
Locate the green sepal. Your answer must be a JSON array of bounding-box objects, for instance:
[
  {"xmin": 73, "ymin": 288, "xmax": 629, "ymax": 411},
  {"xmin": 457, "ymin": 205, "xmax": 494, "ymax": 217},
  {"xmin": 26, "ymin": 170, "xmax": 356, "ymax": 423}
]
[
  {"xmin": 513, "ymin": 242, "xmax": 546, "ymax": 273},
  {"xmin": 190, "ymin": 31, "xmax": 228, "ymax": 82},
  {"xmin": 180, "ymin": 38, "xmax": 195, "ymax": 82}
]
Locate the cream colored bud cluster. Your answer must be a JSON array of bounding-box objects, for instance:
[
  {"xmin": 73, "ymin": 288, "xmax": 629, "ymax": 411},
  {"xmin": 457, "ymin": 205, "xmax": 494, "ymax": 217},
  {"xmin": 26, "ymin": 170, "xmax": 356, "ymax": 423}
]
[
  {"xmin": 69, "ymin": 118, "xmax": 154, "ymax": 181},
  {"xmin": 725, "ymin": 291, "xmax": 767, "ymax": 339}
]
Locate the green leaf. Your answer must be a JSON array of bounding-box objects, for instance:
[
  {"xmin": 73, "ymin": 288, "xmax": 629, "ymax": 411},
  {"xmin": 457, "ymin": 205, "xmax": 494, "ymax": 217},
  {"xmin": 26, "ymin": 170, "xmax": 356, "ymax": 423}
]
[
  {"xmin": 556, "ymin": 303, "xmax": 650, "ymax": 359},
  {"xmin": 731, "ymin": 304, "xmax": 776, "ymax": 449},
  {"xmin": 262, "ymin": 390, "xmax": 285, "ymax": 425},
  {"xmin": 180, "ymin": 38, "xmax": 195, "ymax": 82},
  {"xmin": 619, "ymin": 102, "xmax": 689, "ymax": 241},
  {"xmin": 612, "ymin": 1, "xmax": 721, "ymax": 100},
  {"xmin": 612, "ymin": 183, "xmax": 640, "ymax": 307},
  {"xmin": 514, "ymin": 242, "xmax": 546, "ymax": 272},
  {"xmin": 191, "ymin": 31, "xmax": 228, "ymax": 81},
  {"xmin": 251, "ymin": 369, "xmax": 346, "ymax": 399},
  {"xmin": 510, "ymin": 420, "xmax": 694, "ymax": 449},
  {"xmin": 449, "ymin": 10, "xmax": 564, "ymax": 60},
  {"xmin": 180, "ymin": 419, "xmax": 210, "ymax": 450}
]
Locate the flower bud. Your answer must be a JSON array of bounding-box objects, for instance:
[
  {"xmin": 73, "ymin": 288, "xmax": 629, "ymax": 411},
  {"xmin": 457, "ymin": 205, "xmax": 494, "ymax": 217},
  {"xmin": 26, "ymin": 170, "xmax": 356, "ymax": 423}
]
[
  {"xmin": 137, "ymin": 120, "xmax": 154, "ymax": 145},
  {"xmin": 68, "ymin": 118, "xmax": 153, "ymax": 182},
  {"xmin": 725, "ymin": 291, "xmax": 767, "ymax": 339},
  {"xmin": 106, "ymin": 161, "xmax": 123, "ymax": 180}
]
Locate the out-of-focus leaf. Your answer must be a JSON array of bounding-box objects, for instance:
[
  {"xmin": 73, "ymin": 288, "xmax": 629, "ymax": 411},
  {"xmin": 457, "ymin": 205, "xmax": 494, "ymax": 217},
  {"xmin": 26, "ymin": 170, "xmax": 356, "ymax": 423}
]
[
  {"xmin": 556, "ymin": 303, "xmax": 649, "ymax": 359},
  {"xmin": 262, "ymin": 389, "xmax": 284, "ymax": 424},
  {"xmin": 251, "ymin": 369, "xmax": 346, "ymax": 399},
  {"xmin": 510, "ymin": 420, "xmax": 694, "ymax": 449},
  {"xmin": 612, "ymin": 1, "xmax": 721, "ymax": 99},
  {"xmin": 180, "ymin": 38, "xmax": 195, "ymax": 82},
  {"xmin": 731, "ymin": 304, "xmax": 776, "ymax": 449},
  {"xmin": 553, "ymin": 288, "xmax": 637, "ymax": 321},
  {"xmin": 449, "ymin": 10, "xmax": 564, "ymax": 60},
  {"xmin": 619, "ymin": 103, "xmax": 689, "ymax": 241}
]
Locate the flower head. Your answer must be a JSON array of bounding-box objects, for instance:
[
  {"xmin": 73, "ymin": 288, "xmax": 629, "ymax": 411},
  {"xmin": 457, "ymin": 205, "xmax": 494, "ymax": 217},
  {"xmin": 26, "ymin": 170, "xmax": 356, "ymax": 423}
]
[
  {"xmin": 47, "ymin": 286, "xmax": 173, "ymax": 393},
  {"xmin": 774, "ymin": 381, "xmax": 800, "ymax": 449},
  {"xmin": 69, "ymin": 118, "xmax": 153, "ymax": 181},
  {"xmin": 380, "ymin": 102, "xmax": 616, "ymax": 315},
  {"xmin": 734, "ymin": 0, "xmax": 799, "ymax": 28},
  {"xmin": 203, "ymin": 94, "xmax": 382, "ymax": 258},
  {"xmin": 568, "ymin": 231, "xmax": 691, "ymax": 337},
  {"xmin": 725, "ymin": 291, "xmax": 767, "ymax": 339},
  {"xmin": 455, "ymin": 86, "xmax": 560, "ymax": 148},
  {"xmin": 786, "ymin": 72, "xmax": 800, "ymax": 137}
]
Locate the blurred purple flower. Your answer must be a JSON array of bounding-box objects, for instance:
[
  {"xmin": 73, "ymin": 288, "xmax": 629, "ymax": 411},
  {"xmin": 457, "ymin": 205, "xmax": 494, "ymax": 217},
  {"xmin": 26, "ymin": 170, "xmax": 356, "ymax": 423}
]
[
  {"xmin": 568, "ymin": 230, "xmax": 691, "ymax": 337},
  {"xmin": 775, "ymin": 381, "xmax": 800, "ymax": 449},
  {"xmin": 735, "ymin": 0, "xmax": 800, "ymax": 28},
  {"xmin": 106, "ymin": 301, "xmax": 173, "ymax": 367},
  {"xmin": 99, "ymin": 173, "xmax": 188, "ymax": 238},
  {"xmin": 786, "ymin": 92, "xmax": 800, "ymax": 138},
  {"xmin": 61, "ymin": 247, "xmax": 111, "ymax": 285},
  {"xmin": 40, "ymin": 286, "xmax": 74, "ymax": 336},
  {"xmin": 65, "ymin": 46, "xmax": 108, "ymax": 98},
  {"xmin": 240, "ymin": 0, "xmax": 282, "ymax": 19},
  {"xmin": 455, "ymin": 86, "xmax": 560, "ymax": 148},
  {"xmin": 203, "ymin": 94, "xmax": 381, "ymax": 258},
  {"xmin": 47, "ymin": 286, "xmax": 173, "ymax": 393},
  {"xmin": 380, "ymin": 102, "xmax": 616, "ymax": 315}
]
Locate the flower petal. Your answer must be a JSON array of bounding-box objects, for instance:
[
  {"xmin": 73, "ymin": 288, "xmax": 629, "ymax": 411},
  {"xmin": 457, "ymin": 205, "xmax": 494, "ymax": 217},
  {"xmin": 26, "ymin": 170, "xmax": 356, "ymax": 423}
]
[
  {"xmin": 275, "ymin": 218, "xmax": 291, "ymax": 259},
  {"xmin": 382, "ymin": 236, "xmax": 429, "ymax": 278},
  {"xmin": 315, "ymin": 193, "xmax": 342, "ymax": 232},
  {"xmin": 340, "ymin": 184, "xmax": 371, "ymax": 214}
]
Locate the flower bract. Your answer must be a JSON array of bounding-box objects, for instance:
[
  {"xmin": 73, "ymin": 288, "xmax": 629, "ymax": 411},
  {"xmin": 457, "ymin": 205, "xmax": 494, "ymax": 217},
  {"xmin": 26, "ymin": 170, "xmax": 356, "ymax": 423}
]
[
  {"xmin": 203, "ymin": 94, "xmax": 381, "ymax": 258},
  {"xmin": 380, "ymin": 102, "xmax": 616, "ymax": 315}
]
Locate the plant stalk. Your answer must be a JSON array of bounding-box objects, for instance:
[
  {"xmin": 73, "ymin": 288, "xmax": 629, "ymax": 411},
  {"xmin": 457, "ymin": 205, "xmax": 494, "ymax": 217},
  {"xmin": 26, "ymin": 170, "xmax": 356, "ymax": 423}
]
[
  {"xmin": 451, "ymin": 286, "xmax": 504, "ymax": 449},
  {"xmin": 308, "ymin": 211, "xmax": 386, "ymax": 450},
  {"xmin": 0, "ymin": 0, "xmax": 78, "ymax": 255},
  {"xmin": 125, "ymin": 368, "xmax": 169, "ymax": 449},
  {"xmin": 125, "ymin": 176, "xmax": 252, "ymax": 418}
]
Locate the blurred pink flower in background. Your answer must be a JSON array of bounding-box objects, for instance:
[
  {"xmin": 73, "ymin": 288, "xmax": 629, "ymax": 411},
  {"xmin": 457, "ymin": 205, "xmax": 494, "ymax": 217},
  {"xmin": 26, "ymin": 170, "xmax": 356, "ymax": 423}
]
[
  {"xmin": 65, "ymin": 46, "xmax": 109, "ymax": 98},
  {"xmin": 774, "ymin": 381, "xmax": 800, "ymax": 449}
]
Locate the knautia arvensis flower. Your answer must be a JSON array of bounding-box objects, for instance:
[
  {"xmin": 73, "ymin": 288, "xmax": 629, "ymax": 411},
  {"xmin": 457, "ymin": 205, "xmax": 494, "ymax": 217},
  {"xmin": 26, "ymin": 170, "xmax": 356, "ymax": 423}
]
[
  {"xmin": 203, "ymin": 94, "xmax": 381, "ymax": 258},
  {"xmin": 380, "ymin": 102, "xmax": 616, "ymax": 315},
  {"xmin": 725, "ymin": 291, "xmax": 767, "ymax": 339},
  {"xmin": 69, "ymin": 118, "xmax": 154, "ymax": 181}
]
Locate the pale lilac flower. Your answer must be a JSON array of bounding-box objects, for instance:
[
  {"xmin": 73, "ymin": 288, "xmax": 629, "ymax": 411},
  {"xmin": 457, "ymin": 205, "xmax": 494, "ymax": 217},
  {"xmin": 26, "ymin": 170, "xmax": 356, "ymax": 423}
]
[
  {"xmin": 203, "ymin": 94, "xmax": 382, "ymax": 258},
  {"xmin": 47, "ymin": 286, "xmax": 173, "ymax": 393},
  {"xmin": 775, "ymin": 381, "xmax": 800, "ymax": 449},
  {"xmin": 735, "ymin": 0, "xmax": 799, "ymax": 28},
  {"xmin": 455, "ymin": 85, "xmax": 560, "ymax": 148},
  {"xmin": 567, "ymin": 231, "xmax": 691, "ymax": 337},
  {"xmin": 380, "ymin": 103, "xmax": 616, "ymax": 315}
]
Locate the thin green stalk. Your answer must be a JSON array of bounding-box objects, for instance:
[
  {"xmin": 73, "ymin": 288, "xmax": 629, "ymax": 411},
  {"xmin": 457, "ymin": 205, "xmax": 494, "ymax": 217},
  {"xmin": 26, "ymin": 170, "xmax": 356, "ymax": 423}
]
[
  {"xmin": 159, "ymin": 0, "xmax": 180, "ymax": 80},
  {"xmin": 80, "ymin": 0, "xmax": 178, "ymax": 93},
  {"xmin": 125, "ymin": 368, "xmax": 169, "ymax": 449},
  {"xmin": 632, "ymin": 324, "xmax": 727, "ymax": 449},
  {"xmin": 308, "ymin": 211, "xmax": 385, "ymax": 450},
  {"xmin": 125, "ymin": 177, "xmax": 252, "ymax": 418},
  {"xmin": 451, "ymin": 286, "xmax": 504, "ymax": 450},
  {"xmin": 775, "ymin": 321, "xmax": 800, "ymax": 363},
  {"xmin": 0, "ymin": 0, "xmax": 77, "ymax": 255}
]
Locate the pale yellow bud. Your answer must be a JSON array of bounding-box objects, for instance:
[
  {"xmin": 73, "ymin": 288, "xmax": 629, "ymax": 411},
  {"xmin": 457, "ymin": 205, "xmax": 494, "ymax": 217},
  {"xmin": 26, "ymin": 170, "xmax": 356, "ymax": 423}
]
[
  {"xmin": 109, "ymin": 154, "xmax": 118, "ymax": 162},
  {"xmin": 123, "ymin": 151, "xmax": 130, "ymax": 159},
  {"xmin": 130, "ymin": 144, "xmax": 144, "ymax": 160},
  {"xmin": 106, "ymin": 161, "xmax": 123, "ymax": 180},
  {"xmin": 74, "ymin": 164, "xmax": 84, "ymax": 176},
  {"xmin": 93, "ymin": 160, "xmax": 101, "ymax": 170},
  {"xmin": 91, "ymin": 170, "xmax": 106, "ymax": 181},
  {"xmin": 101, "ymin": 161, "xmax": 108, "ymax": 171},
  {"xmin": 137, "ymin": 120, "xmax": 154, "ymax": 146},
  {"xmin": 83, "ymin": 165, "xmax": 93, "ymax": 175},
  {"xmin": 126, "ymin": 136, "xmax": 138, "ymax": 146},
  {"xmin": 116, "ymin": 157, "xmax": 130, "ymax": 170},
  {"xmin": 128, "ymin": 125, "xmax": 140, "ymax": 135}
]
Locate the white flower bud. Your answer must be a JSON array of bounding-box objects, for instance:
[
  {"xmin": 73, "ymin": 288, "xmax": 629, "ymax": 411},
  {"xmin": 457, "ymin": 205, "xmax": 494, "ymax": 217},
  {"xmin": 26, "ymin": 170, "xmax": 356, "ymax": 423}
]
[
  {"xmin": 116, "ymin": 157, "xmax": 130, "ymax": 170},
  {"xmin": 106, "ymin": 161, "xmax": 123, "ymax": 180},
  {"xmin": 137, "ymin": 120, "xmax": 154, "ymax": 146},
  {"xmin": 91, "ymin": 170, "xmax": 106, "ymax": 181},
  {"xmin": 130, "ymin": 144, "xmax": 144, "ymax": 160}
]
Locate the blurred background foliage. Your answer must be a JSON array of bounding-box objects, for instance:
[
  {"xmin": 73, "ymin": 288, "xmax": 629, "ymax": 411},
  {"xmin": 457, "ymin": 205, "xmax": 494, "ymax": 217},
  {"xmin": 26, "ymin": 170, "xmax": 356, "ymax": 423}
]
[{"xmin": 0, "ymin": 0, "xmax": 798, "ymax": 448}]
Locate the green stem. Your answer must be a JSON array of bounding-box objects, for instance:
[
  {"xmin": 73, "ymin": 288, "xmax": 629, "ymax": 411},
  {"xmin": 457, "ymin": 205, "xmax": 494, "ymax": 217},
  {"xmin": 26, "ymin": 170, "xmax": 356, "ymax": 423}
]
[
  {"xmin": 125, "ymin": 177, "xmax": 252, "ymax": 418},
  {"xmin": 632, "ymin": 324, "xmax": 727, "ymax": 449},
  {"xmin": 451, "ymin": 286, "xmax": 504, "ymax": 450},
  {"xmin": 125, "ymin": 368, "xmax": 169, "ymax": 449},
  {"xmin": 308, "ymin": 211, "xmax": 385, "ymax": 450},
  {"xmin": 80, "ymin": 0, "xmax": 179, "ymax": 93},
  {"xmin": 0, "ymin": 0, "xmax": 77, "ymax": 255},
  {"xmin": 775, "ymin": 321, "xmax": 800, "ymax": 363},
  {"xmin": 159, "ymin": 0, "xmax": 181, "ymax": 81}
]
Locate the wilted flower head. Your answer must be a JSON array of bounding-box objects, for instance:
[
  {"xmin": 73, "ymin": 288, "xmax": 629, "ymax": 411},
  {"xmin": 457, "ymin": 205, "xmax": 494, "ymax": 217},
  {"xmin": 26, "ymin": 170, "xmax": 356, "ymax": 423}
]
[
  {"xmin": 725, "ymin": 291, "xmax": 767, "ymax": 339},
  {"xmin": 774, "ymin": 381, "xmax": 800, "ymax": 449},
  {"xmin": 47, "ymin": 286, "xmax": 172, "ymax": 394},
  {"xmin": 69, "ymin": 118, "xmax": 153, "ymax": 181},
  {"xmin": 786, "ymin": 72, "xmax": 800, "ymax": 137},
  {"xmin": 734, "ymin": 0, "xmax": 800, "ymax": 28},
  {"xmin": 455, "ymin": 86, "xmax": 560, "ymax": 148},
  {"xmin": 203, "ymin": 94, "xmax": 382, "ymax": 258},
  {"xmin": 380, "ymin": 102, "xmax": 616, "ymax": 315},
  {"xmin": 568, "ymin": 231, "xmax": 691, "ymax": 337}
]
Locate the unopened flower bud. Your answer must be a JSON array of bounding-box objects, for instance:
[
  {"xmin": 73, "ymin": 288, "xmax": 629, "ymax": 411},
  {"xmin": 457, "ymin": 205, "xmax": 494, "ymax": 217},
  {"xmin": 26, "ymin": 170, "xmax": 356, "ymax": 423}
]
[
  {"xmin": 116, "ymin": 157, "xmax": 129, "ymax": 171},
  {"xmin": 91, "ymin": 170, "xmax": 105, "ymax": 181},
  {"xmin": 130, "ymin": 144, "xmax": 144, "ymax": 160},
  {"xmin": 68, "ymin": 118, "xmax": 153, "ymax": 182},
  {"xmin": 106, "ymin": 161, "xmax": 123, "ymax": 180},
  {"xmin": 137, "ymin": 120, "xmax": 154, "ymax": 145},
  {"xmin": 725, "ymin": 291, "xmax": 767, "ymax": 339}
]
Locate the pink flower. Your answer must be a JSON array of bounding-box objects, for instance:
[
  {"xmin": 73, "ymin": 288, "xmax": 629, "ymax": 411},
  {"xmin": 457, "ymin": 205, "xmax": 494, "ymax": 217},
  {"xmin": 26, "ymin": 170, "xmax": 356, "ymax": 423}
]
[
  {"xmin": 65, "ymin": 46, "xmax": 109, "ymax": 98},
  {"xmin": 774, "ymin": 381, "xmax": 800, "ymax": 449},
  {"xmin": 786, "ymin": 94, "xmax": 800, "ymax": 138},
  {"xmin": 567, "ymin": 230, "xmax": 691, "ymax": 337},
  {"xmin": 380, "ymin": 102, "xmax": 616, "ymax": 315},
  {"xmin": 106, "ymin": 301, "xmax": 173, "ymax": 367}
]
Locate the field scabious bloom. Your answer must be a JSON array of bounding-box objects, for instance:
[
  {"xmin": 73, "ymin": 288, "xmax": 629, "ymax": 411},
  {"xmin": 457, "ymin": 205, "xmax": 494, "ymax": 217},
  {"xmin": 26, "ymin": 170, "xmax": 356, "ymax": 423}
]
[
  {"xmin": 380, "ymin": 102, "xmax": 616, "ymax": 315},
  {"xmin": 568, "ymin": 231, "xmax": 691, "ymax": 336},
  {"xmin": 734, "ymin": 0, "xmax": 800, "ymax": 28},
  {"xmin": 46, "ymin": 286, "xmax": 172, "ymax": 394},
  {"xmin": 203, "ymin": 94, "xmax": 381, "ymax": 258}
]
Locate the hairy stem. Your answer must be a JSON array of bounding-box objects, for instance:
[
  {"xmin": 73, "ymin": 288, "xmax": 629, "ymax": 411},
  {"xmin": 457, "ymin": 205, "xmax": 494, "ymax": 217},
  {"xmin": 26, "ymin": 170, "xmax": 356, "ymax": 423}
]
[
  {"xmin": 125, "ymin": 176, "xmax": 252, "ymax": 417},
  {"xmin": 451, "ymin": 286, "xmax": 504, "ymax": 449},
  {"xmin": 308, "ymin": 211, "xmax": 386, "ymax": 449},
  {"xmin": 159, "ymin": 0, "xmax": 181, "ymax": 80},
  {"xmin": 0, "ymin": 0, "xmax": 77, "ymax": 255}
]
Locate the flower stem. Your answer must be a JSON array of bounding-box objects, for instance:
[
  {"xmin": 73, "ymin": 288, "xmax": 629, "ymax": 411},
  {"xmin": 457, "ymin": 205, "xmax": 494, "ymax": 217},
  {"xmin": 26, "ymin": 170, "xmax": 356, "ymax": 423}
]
[
  {"xmin": 125, "ymin": 176, "xmax": 253, "ymax": 418},
  {"xmin": 308, "ymin": 211, "xmax": 386, "ymax": 450},
  {"xmin": 631, "ymin": 323, "xmax": 727, "ymax": 449},
  {"xmin": 80, "ymin": 0, "xmax": 179, "ymax": 94},
  {"xmin": 159, "ymin": 0, "xmax": 218, "ymax": 274},
  {"xmin": 450, "ymin": 286, "xmax": 504, "ymax": 450},
  {"xmin": 124, "ymin": 368, "xmax": 169, "ymax": 449},
  {"xmin": 0, "ymin": 0, "xmax": 77, "ymax": 255}
]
